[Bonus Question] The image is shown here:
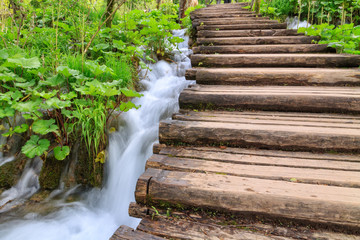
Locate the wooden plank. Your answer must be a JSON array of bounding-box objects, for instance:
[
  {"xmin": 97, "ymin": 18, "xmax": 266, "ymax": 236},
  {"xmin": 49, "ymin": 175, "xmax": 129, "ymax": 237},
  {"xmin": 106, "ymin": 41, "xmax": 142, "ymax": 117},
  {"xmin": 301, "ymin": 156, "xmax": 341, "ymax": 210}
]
[
  {"xmin": 191, "ymin": 13, "xmax": 260, "ymax": 19},
  {"xmin": 137, "ymin": 217, "xmax": 288, "ymax": 240},
  {"xmin": 154, "ymin": 143, "xmax": 360, "ymax": 162},
  {"xmin": 197, "ymin": 29, "xmax": 302, "ymax": 38},
  {"xmin": 191, "ymin": 53, "xmax": 360, "ymax": 68},
  {"xmin": 193, "ymin": 19, "xmax": 277, "ymax": 27},
  {"xmin": 179, "ymin": 85, "xmax": 360, "ymax": 114},
  {"xmin": 159, "ymin": 117, "xmax": 360, "ymax": 152},
  {"xmin": 136, "ymin": 168, "xmax": 360, "ymax": 228},
  {"xmin": 193, "ymin": 44, "xmax": 331, "ymax": 54},
  {"xmin": 187, "ymin": 68, "xmax": 360, "ymax": 86},
  {"xmin": 129, "ymin": 202, "xmax": 360, "ymax": 240},
  {"xmin": 156, "ymin": 145, "xmax": 360, "ymax": 170},
  {"xmin": 110, "ymin": 225, "xmax": 165, "ymax": 240},
  {"xmin": 197, "ymin": 36, "xmax": 319, "ymax": 45},
  {"xmin": 197, "ymin": 23, "xmax": 288, "ymax": 31},
  {"xmin": 146, "ymin": 154, "xmax": 360, "ymax": 188}
]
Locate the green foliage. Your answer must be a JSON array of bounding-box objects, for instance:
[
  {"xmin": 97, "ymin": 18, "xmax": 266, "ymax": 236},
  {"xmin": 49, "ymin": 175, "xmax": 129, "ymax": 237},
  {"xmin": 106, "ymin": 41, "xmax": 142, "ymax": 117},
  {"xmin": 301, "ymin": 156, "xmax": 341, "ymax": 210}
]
[
  {"xmin": 181, "ymin": 4, "xmax": 205, "ymax": 33},
  {"xmin": 21, "ymin": 135, "xmax": 50, "ymax": 159},
  {"xmin": 299, "ymin": 23, "xmax": 360, "ymax": 54}
]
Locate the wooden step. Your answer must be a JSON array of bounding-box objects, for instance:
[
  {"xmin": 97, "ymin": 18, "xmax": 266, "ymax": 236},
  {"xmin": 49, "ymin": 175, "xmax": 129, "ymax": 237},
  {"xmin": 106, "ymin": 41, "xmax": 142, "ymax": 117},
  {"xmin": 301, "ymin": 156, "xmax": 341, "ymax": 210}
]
[
  {"xmin": 197, "ymin": 23, "xmax": 287, "ymax": 31},
  {"xmin": 197, "ymin": 36, "xmax": 319, "ymax": 45},
  {"xmin": 193, "ymin": 44, "xmax": 331, "ymax": 54},
  {"xmin": 110, "ymin": 225, "xmax": 165, "ymax": 240},
  {"xmin": 193, "ymin": 19, "xmax": 276, "ymax": 27},
  {"xmin": 135, "ymin": 168, "xmax": 360, "ymax": 228},
  {"xmin": 159, "ymin": 110, "xmax": 360, "ymax": 152},
  {"xmin": 179, "ymin": 85, "xmax": 360, "ymax": 114},
  {"xmin": 186, "ymin": 68, "xmax": 360, "ymax": 86},
  {"xmin": 191, "ymin": 54, "xmax": 360, "ymax": 68},
  {"xmin": 129, "ymin": 202, "xmax": 360, "ymax": 239},
  {"xmin": 197, "ymin": 29, "xmax": 302, "ymax": 38},
  {"xmin": 191, "ymin": 13, "xmax": 260, "ymax": 19}
]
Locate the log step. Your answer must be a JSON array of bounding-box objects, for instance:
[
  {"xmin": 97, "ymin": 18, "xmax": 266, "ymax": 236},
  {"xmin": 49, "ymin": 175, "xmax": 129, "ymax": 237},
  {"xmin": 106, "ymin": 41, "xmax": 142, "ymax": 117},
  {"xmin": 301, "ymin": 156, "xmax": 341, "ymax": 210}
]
[
  {"xmin": 193, "ymin": 19, "xmax": 276, "ymax": 27},
  {"xmin": 179, "ymin": 85, "xmax": 360, "ymax": 114},
  {"xmin": 136, "ymin": 168, "xmax": 360, "ymax": 229},
  {"xmin": 193, "ymin": 44, "xmax": 331, "ymax": 54},
  {"xmin": 197, "ymin": 23, "xmax": 288, "ymax": 31},
  {"xmin": 129, "ymin": 202, "xmax": 360, "ymax": 239},
  {"xmin": 110, "ymin": 225, "xmax": 165, "ymax": 240},
  {"xmin": 186, "ymin": 68, "xmax": 360, "ymax": 86},
  {"xmin": 197, "ymin": 36, "xmax": 320, "ymax": 45},
  {"xmin": 191, "ymin": 54, "xmax": 360, "ymax": 68},
  {"xmin": 191, "ymin": 13, "xmax": 261, "ymax": 19},
  {"xmin": 197, "ymin": 29, "xmax": 302, "ymax": 38},
  {"xmin": 159, "ymin": 110, "xmax": 360, "ymax": 152}
]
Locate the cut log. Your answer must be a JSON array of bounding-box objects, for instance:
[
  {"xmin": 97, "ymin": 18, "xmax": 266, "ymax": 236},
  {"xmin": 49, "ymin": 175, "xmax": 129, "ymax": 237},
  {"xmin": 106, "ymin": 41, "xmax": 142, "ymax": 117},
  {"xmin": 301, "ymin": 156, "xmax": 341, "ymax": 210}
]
[
  {"xmin": 191, "ymin": 13, "xmax": 260, "ymax": 20},
  {"xmin": 197, "ymin": 36, "xmax": 320, "ymax": 45},
  {"xmin": 186, "ymin": 68, "xmax": 360, "ymax": 86},
  {"xmin": 179, "ymin": 85, "xmax": 360, "ymax": 113},
  {"xmin": 197, "ymin": 29, "xmax": 302, "ymax": 38},
  {"xmin": 136, "ymin": 168, "xmax": 360, "ymax": 228},
  {"xmin": 193, "ymin": 19, "xmax": 276, "ymax": 27},
  {"xmin": 129, "ymin": 202, "xmax": 360, "ymax": 240},
  {"xmin": 193, "ymin": 44, "xmax": 331, "ymax": 54},
  {"xmin": 197, "ymin": 23, "xmax": 287, "ymax": 31},
  {"xmin": 159, "ymin": 111, "xmax": 360, "ymax": 152},
  {"xmin": 110, "ymin": 225, "xmax": 165, "ymax": 240},
  {"xmin": 146, "ymin": 154, "xmax": 360, "ymax": 188},
  {"xmin": 191, "ymin": 54, "xmax": 360, "ymax": 68}
]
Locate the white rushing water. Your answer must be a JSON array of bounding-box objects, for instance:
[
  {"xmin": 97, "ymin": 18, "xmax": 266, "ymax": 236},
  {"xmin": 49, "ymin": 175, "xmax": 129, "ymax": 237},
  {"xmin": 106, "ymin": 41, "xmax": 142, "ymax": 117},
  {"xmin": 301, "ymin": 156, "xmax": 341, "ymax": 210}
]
[
  {"xmin": 0, "ymin": 29, "xmax": 192, "ymax": 240},
  {"xmin": 286, "ymin": 16, "xmax": 310, "ymax": 29}
]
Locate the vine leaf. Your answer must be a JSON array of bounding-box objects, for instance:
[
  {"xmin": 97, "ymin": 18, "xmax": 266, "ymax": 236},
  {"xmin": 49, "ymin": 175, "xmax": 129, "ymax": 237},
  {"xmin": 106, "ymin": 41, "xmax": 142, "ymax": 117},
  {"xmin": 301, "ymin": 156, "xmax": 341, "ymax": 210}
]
[
  {"xmin": 54, "ymin": 146, "xmax": 70, "ymax": 160},
  {"xmin": 32, "ymin": 119, "xmax": 59, "ymax": 135},
  {"xmin": 22, "ymin": 135, "xmax": 50, "ymax": 158}
]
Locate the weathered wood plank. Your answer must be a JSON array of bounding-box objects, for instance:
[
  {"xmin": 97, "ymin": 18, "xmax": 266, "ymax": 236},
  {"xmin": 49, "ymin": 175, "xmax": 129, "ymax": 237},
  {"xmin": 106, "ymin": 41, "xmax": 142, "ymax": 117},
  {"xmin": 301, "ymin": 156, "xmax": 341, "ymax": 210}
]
[
  {"xmin": 110, "ymin": 225, "xmax": 165, "ymax": 240},
  {"xmin": 193, "ymin": 44, "xmax": 331, "ymax": 54},
  {"xmin": 191, "ymin": 54, "xmax": 360, "ymax": 68},
  {"xmin": 179, "ymin": 85, "xmax": 360, "ymax": 114},
  {"xmin": 186, "ymin": 68, "xmax": 360, "ymax": 86},
  {"xmin": 193, "ymin": 19, "xmax": 276, "ymax": 27},
  {"xmin": 136, "ymin": 168, "xmax": 360, "ymax": 228},
  {"xmin": 156, "ymin": 145, "xmax": 360, "ymax": 170},
  {"xmin": 197, "ymin": 36, "xmax": 319, "ymax": 45},
  {"xmin": 197, "ymin": 23, "xmax": 288, "ymax": 31},
  {"xmin": 146, "ymin": 154, "xmax": 360, "ymax": 188},
  {"xmin": 137, "ymin": 217, "xmax": 288, "ymax": 240},
  {"xmin": 197, "ymin": 29, "xmax": 301, "ymax": 38},
  {"xmin": 191, "ymin": 13, "xmax": 260, "ymax": 19},
  {"xmin": 159, "ymin": 115, "xmax": 360, "ymax": 152}
]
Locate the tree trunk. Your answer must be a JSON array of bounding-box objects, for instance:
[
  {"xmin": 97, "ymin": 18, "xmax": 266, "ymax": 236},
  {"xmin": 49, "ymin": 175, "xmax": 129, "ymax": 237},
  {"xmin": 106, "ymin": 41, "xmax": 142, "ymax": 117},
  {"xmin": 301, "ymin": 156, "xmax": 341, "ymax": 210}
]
[
  {"xmin": 179, "ymin": 0, "xmax": 187, "ymax": 20},
  {"xmin": 105, "ymin": 0, "xmax": 115, "ymax": 28}
]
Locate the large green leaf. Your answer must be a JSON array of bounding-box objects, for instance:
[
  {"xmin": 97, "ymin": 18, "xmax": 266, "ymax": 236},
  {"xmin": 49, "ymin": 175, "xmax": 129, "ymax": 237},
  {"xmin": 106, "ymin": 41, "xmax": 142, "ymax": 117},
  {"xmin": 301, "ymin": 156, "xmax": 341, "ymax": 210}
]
[
  {"xmin": 53, "ymin": 146, "xmax": 70, "ymax": 160},
  {"xmin": 21, "ymin": 135, "xmax": 50, "ymax": 158},
  {"xmin": 40, "ymin": 74, "xmax": 65, "ymax": 87},
  {"xmin": 7, "ymin": 57, "xmax": 41, "ymax": 69},
  {"xmin": 0, "ymin": 107, "xmax": 15, "ymax": 118},
  {"xmin": 57, "ymin": 66, "xmax": 80, "ymax": 78},
  {"xmin": 32, "ymin": 119, "xmax": 58, "ymax": 135},
  {"xmin": 0, "ymin": 49, "xmax": 9, "ymax": 60},
  {"xmin": 45, "ymin": 97, "xmax": 71, "ymax": 109},
  {"xmin": 13, "ymin": 98, "xmax": 42, "ymax": 112}
]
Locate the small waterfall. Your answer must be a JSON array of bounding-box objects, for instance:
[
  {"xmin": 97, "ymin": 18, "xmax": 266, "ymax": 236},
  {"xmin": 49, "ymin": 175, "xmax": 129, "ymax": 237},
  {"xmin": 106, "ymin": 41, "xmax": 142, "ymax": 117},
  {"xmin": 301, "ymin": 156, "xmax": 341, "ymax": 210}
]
[
  {"xmin": 0, "ymin": 158, "xmax": 42, "ymax": 213},
  {"xmin": 286, "ymin": 16, "xmax": 310, "ymax": 29},
  {"xmin": 0, "ymin": 29, "xmax": 192, "ymax": 240}
]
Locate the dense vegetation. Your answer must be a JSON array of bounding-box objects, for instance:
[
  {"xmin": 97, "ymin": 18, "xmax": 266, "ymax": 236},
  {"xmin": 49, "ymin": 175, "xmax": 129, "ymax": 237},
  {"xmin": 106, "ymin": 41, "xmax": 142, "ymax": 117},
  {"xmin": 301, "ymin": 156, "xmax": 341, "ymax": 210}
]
[
  {"xmin": 254, "ymin": 0, "xmax": 360, "ymax": 54},
  {"xmin": 0, "ymin": 0, "xmax": 184, "ymax": 186}
]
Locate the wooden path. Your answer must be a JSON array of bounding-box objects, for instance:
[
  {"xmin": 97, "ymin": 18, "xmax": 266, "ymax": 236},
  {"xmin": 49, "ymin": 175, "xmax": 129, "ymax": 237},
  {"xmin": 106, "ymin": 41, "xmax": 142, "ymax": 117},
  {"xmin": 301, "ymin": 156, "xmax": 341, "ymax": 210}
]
[{"xmin": 111, "ymin": 3, "xmax": 360, "ymax": 239}]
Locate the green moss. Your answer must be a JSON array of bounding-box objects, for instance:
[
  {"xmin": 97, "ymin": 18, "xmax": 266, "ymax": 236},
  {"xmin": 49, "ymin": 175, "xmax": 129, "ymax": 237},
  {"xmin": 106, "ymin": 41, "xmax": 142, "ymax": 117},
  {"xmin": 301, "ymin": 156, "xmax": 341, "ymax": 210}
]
[
  {"xmin": 39, "ymin": 156, "xmax": 66, "ymax": 190},
  {"xmin": 0, "ymin": 155, "xmax": 27, "ymax": 189}
]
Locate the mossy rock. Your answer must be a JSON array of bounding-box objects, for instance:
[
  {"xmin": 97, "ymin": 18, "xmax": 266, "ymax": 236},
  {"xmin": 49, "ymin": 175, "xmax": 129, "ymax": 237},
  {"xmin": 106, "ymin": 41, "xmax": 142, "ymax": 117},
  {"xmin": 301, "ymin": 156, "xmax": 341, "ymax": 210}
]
[
  {"xmin": 39, "ymin": 155, "xmax": 67, "ymax": 190},
  {"xmin": 0, "ymin": 155, "xmax": 27, "ymax": 189}
]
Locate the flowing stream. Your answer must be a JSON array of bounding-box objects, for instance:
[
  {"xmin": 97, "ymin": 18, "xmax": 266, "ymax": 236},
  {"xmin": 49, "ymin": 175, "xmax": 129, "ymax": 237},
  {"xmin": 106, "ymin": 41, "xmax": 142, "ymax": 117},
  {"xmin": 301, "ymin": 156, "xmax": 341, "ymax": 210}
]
[{"xmin": 0, "ymin": 29, "xmax": 192, "ymax": 240}]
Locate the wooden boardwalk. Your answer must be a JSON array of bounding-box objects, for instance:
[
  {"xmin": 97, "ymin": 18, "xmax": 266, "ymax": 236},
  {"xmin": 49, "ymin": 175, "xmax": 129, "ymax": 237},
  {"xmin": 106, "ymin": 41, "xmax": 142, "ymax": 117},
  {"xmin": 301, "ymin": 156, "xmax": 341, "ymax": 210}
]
[{"xmin": 111, "ymin": 3, "xmax": 360, "ymax": 239}]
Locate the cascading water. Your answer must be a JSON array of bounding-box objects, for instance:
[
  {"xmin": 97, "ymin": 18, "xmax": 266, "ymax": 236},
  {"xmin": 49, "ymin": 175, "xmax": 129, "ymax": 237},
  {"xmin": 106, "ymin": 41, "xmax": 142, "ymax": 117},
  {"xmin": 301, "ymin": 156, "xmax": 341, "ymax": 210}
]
[{"xmin": 0, "ymin": 29, "xmax": 192, "ymax": 240}]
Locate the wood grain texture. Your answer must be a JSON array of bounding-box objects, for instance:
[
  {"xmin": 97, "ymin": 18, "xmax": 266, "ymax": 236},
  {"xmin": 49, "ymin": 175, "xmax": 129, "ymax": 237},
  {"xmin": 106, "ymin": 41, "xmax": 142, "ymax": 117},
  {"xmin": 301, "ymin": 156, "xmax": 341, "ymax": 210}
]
[
  {"xmin": 197, "ymin": 29, "xmax": 302, "ymax": 38},
  {"xmin": 193, "ymin": 44, "xmax": 331, "ymax": 54},
  {"xmin": 186, "ymin": 68, "xmax": 360, "ymax": 86},
  {"xmin": 179, "ymin": 85, "xmax": 360, "ymax": 113},
  {"xmin": 197, "ymin": 36, "xmax": 320, "ymax": 45},
  {"xmin": 191, "ymin": 53, "xmax": 360, "ymax": 68},
  {"xmin": 136, "ymin": 168, "xmax": 360, "ymax": 228},
  {"xmin": 197, "ymin": 23, "xmax": 288, "ymax": 30},
  {"xmin": 110, "ymin": 225, "xmax": 165, "ymax": 240}
]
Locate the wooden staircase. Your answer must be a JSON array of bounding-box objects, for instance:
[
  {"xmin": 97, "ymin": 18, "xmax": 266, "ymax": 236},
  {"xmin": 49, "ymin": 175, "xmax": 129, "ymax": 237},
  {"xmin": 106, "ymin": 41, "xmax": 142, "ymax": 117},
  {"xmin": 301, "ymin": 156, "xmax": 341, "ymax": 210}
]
[{"xmin": 111, "ymin": 3, "xmax": 360, "ymax": 239}]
